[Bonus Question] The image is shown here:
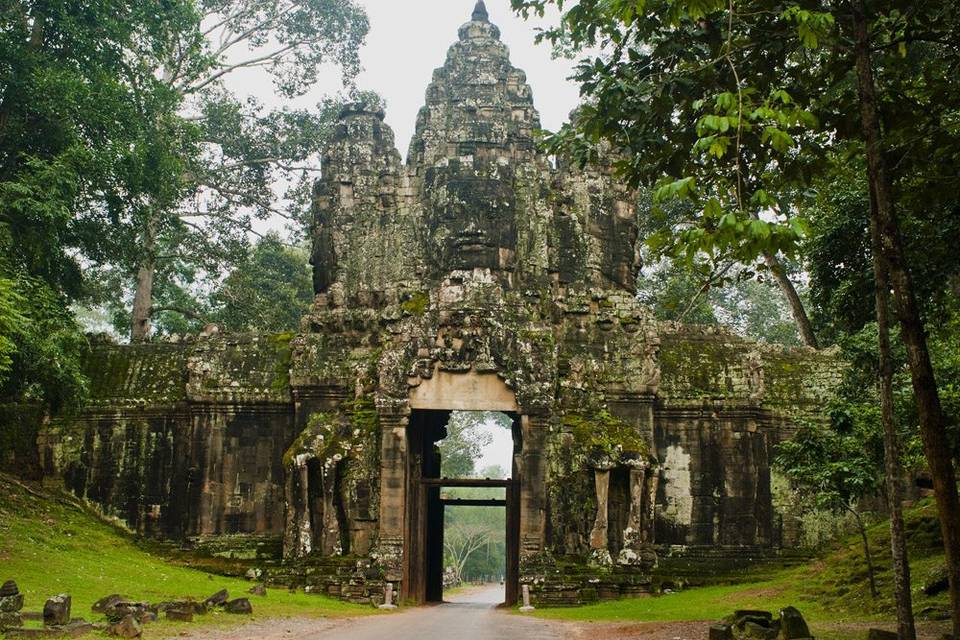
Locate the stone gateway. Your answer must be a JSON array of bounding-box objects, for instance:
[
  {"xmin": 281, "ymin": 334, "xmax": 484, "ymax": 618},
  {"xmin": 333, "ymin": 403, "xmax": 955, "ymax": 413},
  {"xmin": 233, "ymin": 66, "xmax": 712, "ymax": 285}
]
[{"xmin": 37, "ymin": 2, "xmax": 840, "ymax": 607}]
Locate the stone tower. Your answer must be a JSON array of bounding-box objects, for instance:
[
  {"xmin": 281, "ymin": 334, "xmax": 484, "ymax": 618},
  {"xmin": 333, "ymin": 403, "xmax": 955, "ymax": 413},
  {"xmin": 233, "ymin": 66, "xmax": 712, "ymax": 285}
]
[{"xmin": 33, "ymin": 2, "xmax": 841, "ymax": 608}]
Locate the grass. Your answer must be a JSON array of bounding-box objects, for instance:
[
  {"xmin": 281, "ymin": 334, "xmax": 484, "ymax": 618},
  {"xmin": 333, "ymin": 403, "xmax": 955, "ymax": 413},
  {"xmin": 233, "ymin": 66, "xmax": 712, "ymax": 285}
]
[
  {"xmin": 0, "ymin": 475, "xmax": 376, "ymax": 638},
  {"xmin": 529, "ymin": 500, "xmax": 952, "ymax": 639}
]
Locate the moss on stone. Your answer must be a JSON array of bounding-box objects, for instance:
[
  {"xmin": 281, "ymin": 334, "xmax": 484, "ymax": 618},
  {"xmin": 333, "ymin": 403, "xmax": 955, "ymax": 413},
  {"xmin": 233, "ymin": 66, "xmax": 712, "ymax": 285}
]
[
  {"xmin": 563, "ymin": 409, "xmax": 648, "ymax": 459},
  {"xmin": 270, "ymin": 332, "xmax": 295, "ymax": 394},
  {"xmin": 400, "ymin": 292, "xmax": 430, "ymax": 316}
]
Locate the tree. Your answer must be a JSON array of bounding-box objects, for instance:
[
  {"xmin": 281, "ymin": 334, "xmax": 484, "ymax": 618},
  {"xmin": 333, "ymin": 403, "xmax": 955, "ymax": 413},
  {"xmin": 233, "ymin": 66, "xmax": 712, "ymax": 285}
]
[
  {"xmin": 511, "ymin": 0, "xmax": 960, "ymax": 630},
  {"xmin": 776, "ymin": 419, "xmax": 883, "ymax": 600},
  {"xmin": 849, "ymin": 5, "xmax": 960, "ymax": 631},
  {"xmin": 0, "ymin": 0, "xmax": 197, "ymax": 407},
  {"xmin": 805, "ymin": 160, "xmax": 960, "ymax": 640},
  {"xmin": 439, "ymin": 412, "xmax": 511, "ymax": 479},
  {"xmin": 121, "ymin": 0, "xmax": 370, "ymax": 341},
  {"xmin": 443, "ymin": 523, "xmax": 493, "ymax": 587},
  {"xmin": 211, "ymin": 235, "xmax": 313, "ymax": 333}
]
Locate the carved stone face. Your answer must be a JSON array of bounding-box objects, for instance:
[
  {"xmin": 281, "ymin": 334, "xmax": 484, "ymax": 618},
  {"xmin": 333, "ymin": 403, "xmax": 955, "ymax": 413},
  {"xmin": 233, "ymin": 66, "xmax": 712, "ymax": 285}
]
[{"xmin": 423, "ymin": 162, "xmax": 517, "ymax": 274}]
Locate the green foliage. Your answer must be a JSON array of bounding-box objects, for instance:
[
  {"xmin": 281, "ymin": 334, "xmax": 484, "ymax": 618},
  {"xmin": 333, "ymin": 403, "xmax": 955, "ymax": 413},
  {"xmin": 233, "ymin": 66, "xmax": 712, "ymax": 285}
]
[
  {"xmin": 512, "ymin": 0, "xmax": 960, "ymax": 354},
  {"xmin": 439, "ymin": 412, "xmax": 511, "ymax": 479},
  {"xmin": 802, "ymin": 153, "xmax": 960, "ymax": 457},
  {"xmin": 775, "ymin": 417, "xmax": 882, "ymax": 515},
  {"xmin": 0, "ymin": 279, "xmax": 26, "ymax": 385},
  {"xmin": 211, "ymin": 236, "xmax": 314, "ymax": 333},
  {"xmin": 0, "ymin": 0, "xmax": 201, "ymax": 399},
  {"xmin": 0, "ymin": 276, "xmax": 88, "ymax": 411}
]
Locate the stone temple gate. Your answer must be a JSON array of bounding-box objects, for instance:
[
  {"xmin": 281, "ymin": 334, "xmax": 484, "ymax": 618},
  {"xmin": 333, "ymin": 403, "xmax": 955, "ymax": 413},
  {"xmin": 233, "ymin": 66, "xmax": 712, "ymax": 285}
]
[{"xmin": 33, "ymin": 2, "xmax": 841, "ymax": 606}]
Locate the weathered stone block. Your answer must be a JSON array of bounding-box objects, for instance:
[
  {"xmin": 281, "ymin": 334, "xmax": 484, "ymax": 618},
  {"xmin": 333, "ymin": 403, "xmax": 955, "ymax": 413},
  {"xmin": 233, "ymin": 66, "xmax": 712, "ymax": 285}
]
[
  {"xmin": 42, "ymin": 594, "xmax": 71, "ymax": 627},
  {"xmin": 224, "ymin": 599, "xmax": 252, "ymax": 614},
  {"xmin": 91, "ymin": 595, "xmax": 123, "ymax": 614},
  {"xmin": 106, "ymin": 614, "xmax": 142, "ymax": 638},
  {"xmin": 711, "ymin": 624, "xmax": 734, "ymax": 640},
  {"xmin": 778, "ymin": 606, "xmax": 812, "ymax": 640},
  {"xmin": 0, "ymin": 611, "xmax": 23, "ymax": 629},
  {"xmin": 0, "ymin": 593, "xmax": 24, "ymax": 612},
  {"xmin": 203, "ymin": 590, "xmax": 229, "ymax": 608},
  {"xmin": 165, "ymin": 608, "xmax": 193, "ymax": 623}
]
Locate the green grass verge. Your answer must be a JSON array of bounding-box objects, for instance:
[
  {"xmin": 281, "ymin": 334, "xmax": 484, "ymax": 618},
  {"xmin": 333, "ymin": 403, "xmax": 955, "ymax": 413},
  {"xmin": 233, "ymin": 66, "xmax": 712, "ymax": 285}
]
[
  {"xmin": 530, "ymin": 500, "xmax": 951, "ymax": 636},
  {"xmin": 0, "ymin": 475, "xmax": 375, "ymax": 638}
]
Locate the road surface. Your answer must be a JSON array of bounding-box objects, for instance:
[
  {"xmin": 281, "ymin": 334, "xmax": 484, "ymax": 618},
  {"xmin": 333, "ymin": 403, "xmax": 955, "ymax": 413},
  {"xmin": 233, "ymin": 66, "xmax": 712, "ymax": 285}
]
[
  {"xmin": 313, "ymin": 585, "xmax": 564, "ymax": 640},
  {"xmin": 175, "ymin": 585, "xmax": 565, "ymax": 640}
]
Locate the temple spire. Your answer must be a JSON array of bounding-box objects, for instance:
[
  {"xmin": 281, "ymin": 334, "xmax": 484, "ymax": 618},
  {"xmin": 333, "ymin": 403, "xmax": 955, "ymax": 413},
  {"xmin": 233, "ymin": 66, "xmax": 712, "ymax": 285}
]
[{"xmin": 472, "ymin": 0, "xmax": 489, "ymax": 22}]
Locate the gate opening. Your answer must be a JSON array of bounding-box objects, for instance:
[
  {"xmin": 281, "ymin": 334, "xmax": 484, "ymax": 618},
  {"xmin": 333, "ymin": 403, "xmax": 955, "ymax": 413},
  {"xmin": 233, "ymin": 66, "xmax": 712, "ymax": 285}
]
[{"xmin": 404, "ymin": 410, "xmax": 521, "ymax": 606}]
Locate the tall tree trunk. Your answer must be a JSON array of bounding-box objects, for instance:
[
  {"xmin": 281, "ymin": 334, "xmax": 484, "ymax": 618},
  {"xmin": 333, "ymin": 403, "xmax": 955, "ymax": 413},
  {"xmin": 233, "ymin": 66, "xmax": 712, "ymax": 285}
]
[
  {"xmin": 130, "ymin": 216, "xmax": 157, "ymax": 342},
  {"xmin": 763, "ymin": 251, "xmax": 819, "ymax": 348},
  {"xmin": 852, "ymin": 3, "xmax": 960, "ymax": 635},
  {"xmin": 870, "ymin": 187, "xmax": 917, "ymax": 640}
]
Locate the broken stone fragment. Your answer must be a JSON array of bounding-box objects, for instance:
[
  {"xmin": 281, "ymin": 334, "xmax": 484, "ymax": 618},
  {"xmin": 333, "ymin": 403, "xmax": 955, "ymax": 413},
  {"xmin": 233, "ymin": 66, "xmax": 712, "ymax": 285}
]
[
  {"xmin": 740, "ymin": 621, "xmax": 777, "ymax": 640},
  {"xmin": 777, "ymin": 607, "xmax": 812, "ymax": 640},
  {"xmin": 248, "ymin": 584, "xmax": 267, "ymax": 597},
  {"xmin": 106, "ymin": 614, "xmax": 142, "ymax": 638},
  {"xmin": 0, "ymin": 581, "xmax": 18, "ymax": 597},
  {"xmin": 137, "ymin": 610, "xmax": 157, "ymax": 624},
  {"xmin": 91, "ymin": 595, "xmax": 123, "ymax": 614},
  {"xmin": 102, "ymin": 600, "xmax": 150, "ymax": 623},
  {"xmin": 165, "ymin": 608, "xmax": 193, "ymax": 623},
  {"xmin": 0, "ymin": 593, "xmax": 24, "ymax": 613},
  {"xmin": 710, "ymin": 624, "xmax": 734, "ymax": 640},
  {"xmin": 224, "ymin": 598, "xmax": 252, "ymax": 614},
  {"xmin": 0, "ymin": 611, "xmax": 23, "ymax": 629},
  {"xmin": 42, "ymin": 594, "xmax": 71, "ymax": 627},
  {"xmin": 203, "ymin": 589, "xmax": 229, "ymax": 608}
]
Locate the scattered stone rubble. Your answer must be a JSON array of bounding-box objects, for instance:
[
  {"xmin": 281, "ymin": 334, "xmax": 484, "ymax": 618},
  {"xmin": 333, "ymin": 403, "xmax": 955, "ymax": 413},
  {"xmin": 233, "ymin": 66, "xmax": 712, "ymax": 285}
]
[
  {"xmin": 710, "ymin": 607, "xmax": 813, "ymax": 640},
  {"xmin": 0, "ymin": 580, "xmax": 252, "ymax": 639}
]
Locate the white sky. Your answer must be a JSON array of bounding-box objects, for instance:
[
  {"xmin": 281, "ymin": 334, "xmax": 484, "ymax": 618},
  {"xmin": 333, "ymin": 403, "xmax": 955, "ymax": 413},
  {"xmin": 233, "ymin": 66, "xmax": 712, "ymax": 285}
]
[
  {"xmin": 477, "ymin": 418, "xmax": 514, "ymax": 475},
  {"xmin": 226, "ymin": 0, "xmax": 581, "ymax": 162}
]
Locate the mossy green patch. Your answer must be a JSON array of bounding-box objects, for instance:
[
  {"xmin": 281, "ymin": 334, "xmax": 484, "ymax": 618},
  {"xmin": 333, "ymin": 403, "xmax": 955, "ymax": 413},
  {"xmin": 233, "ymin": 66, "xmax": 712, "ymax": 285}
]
[
  {"xmin": 563, "ymin": 410, "xmax": 648, "ymax": 459},
  {"xmin": 269, "ymin": 332, "xmax": 295, "ymax": 394},
  {"xmin": 400, "ymin": 292, "xmax": 430, "ymax": 316}
]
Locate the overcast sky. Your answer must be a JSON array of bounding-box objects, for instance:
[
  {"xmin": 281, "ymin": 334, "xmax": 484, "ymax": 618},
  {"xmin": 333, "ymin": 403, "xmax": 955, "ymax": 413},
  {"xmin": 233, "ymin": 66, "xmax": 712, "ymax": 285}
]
[{"xmin": 227, "ymin": 0, "xmax": 582, "ymax": 161}]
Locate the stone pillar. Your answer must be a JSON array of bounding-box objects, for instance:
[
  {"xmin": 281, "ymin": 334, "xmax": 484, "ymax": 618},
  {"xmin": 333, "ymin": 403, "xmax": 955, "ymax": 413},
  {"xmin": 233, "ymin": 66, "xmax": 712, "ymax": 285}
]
[
  {"xmin": 519, "ymin": 415, "xmax": 548, "ymax": 556},
  {"xmin": 645, "ymin": 467, "xmax": 660, "ymax": 544},
  {"xmin": 375, "ymin": 410, "xmax": 408, "ymax": 583},
  {"xmin": 624, "ymin": 465, "xmax": 646, "ymax": 547},
  {"xmin": 320, "ymin": 462, "xmax": 341, "ymax": 555},
  {"xmin": 589, "ymin": 468, "xmax": 611, "ymax": 555}
]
